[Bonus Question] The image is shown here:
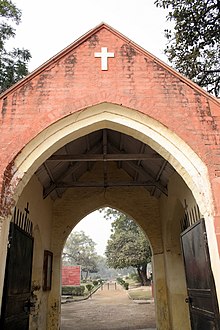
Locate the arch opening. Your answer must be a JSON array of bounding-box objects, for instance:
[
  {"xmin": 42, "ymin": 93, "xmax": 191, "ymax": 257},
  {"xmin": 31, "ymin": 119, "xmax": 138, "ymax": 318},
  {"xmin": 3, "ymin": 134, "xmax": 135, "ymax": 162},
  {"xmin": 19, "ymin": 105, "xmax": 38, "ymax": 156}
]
[
  {"xmin": 60, "ymin": 207, "xmax": 155, "ymax": 329},
  {"xmin": 1, "ymin": 103, "xmax": 220, "ymax": 330},
  {"xmin": 11, "ymin": 103, "xmax": 213, "ymax": 217}
]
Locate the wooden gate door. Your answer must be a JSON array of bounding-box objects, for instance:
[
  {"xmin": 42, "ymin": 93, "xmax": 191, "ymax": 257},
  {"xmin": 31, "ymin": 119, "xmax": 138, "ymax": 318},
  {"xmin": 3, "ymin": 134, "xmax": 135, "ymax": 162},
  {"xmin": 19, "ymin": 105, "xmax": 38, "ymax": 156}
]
[
  {"xmin": 181, "ymin": 219, "xmax": 220, "ymax": 329},
  {"xmin": 0, "ymin": 206, "xmax": 34, "ymax": 330}
]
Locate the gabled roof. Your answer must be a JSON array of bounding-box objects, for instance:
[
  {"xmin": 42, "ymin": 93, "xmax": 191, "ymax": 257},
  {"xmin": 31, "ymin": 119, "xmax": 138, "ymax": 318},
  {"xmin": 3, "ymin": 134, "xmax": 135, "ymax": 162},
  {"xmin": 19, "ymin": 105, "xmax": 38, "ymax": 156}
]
[
  {"xmin": 2, "ymin": 23, "xmax": 218, "ymax": 201},
  {"xmin": 0, "ymin": 22, "xmax": 219, "ymax": 105}
]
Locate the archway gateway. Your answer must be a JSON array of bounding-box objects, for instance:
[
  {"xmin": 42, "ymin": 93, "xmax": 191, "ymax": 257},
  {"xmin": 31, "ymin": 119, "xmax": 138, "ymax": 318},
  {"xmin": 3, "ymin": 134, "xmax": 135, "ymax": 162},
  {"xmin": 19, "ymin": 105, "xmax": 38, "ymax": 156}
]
[{"xmin": 0, "ymin": 23, "xmax": 220, "ymax": 329}]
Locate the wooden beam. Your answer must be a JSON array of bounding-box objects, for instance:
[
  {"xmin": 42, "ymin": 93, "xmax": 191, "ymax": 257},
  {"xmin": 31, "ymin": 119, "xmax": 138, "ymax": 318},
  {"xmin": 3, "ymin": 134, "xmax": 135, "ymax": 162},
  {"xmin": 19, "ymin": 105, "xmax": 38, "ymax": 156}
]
[
  {"xmin": 103, "ymin": 129, "xmax": 108, "ymax": 187},
  {"xmin": 43, "ymin": 162, "xmax": 83, "ymax": 199},
  {"xmin": 135, "ymin": 143, "xmax": 146, "ymax": 181},
  {"xmin": 47, "ymin": 153, "xmax": 162, "ymax": 162},
  {"xmin": 151, "ymin": 160, "xmax": 168, "ymax": 196},
  {"xmin": 108, "ymin": 144, "xmax": 168, "ymax": 195},
  {"xmin": 125, "ymin": 161, "xmax": 168, "ymax": 195},
  {"xmin": 54, "ymin": 181, "xmax": 165, "ymax": 188},
  {"xmin": 43, "ymin": 142, "xmax": 102, "ymax": 198}
]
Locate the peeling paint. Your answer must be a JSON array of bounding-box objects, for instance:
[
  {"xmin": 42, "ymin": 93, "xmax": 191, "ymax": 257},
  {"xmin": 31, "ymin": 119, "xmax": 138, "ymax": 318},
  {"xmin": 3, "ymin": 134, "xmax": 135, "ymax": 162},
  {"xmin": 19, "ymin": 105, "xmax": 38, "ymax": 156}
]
[
  {"xmin": 48, "ymin": 298, "xmax": 60, "ymax": 329},
  {"xmin": 0, "ymin": 161, "xmax": 18, "ymax": 218},
  {"xmin": 29, "ymin": 281, "xmax": 41, "ymax": 330}
]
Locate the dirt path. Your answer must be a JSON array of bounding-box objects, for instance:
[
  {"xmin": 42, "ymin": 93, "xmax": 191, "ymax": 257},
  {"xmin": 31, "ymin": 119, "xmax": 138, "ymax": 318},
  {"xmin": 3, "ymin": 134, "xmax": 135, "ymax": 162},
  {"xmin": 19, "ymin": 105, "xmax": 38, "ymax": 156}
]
[{"xmin": 61, "ymin": 283, "xmax": 156, "ymax": 330}]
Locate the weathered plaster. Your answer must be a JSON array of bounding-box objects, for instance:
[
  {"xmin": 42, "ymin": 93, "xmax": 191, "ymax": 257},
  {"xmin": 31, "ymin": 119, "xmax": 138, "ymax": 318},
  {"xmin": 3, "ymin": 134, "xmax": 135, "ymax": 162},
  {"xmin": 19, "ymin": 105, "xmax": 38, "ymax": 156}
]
[
  {"xmin": 0, "ymin": 24, "xmax": 220, "ymax": 330},
  {"xmin": 10, "ymin": 104, "xmax": 219, "ymax": 303},
  {"xmin": 15, "ymin": 175, "xmax": 53, "ymax": 330},
  {"xmin": 0, "ymin": 217, "xmax": 10, "ymax": 311},
  {"xmin": 0, "ymin": 104, "xmax": 219, "ymax": 329},
  {"xmin": 159, "ymin": 173, "xmax": 195, "ymax": 330}
]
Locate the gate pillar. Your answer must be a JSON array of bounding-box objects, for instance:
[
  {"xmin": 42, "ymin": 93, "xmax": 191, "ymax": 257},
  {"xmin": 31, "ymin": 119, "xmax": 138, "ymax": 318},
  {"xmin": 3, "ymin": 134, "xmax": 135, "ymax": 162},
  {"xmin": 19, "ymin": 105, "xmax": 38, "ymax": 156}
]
[
  {"xmin": 47, "ymin": 252, "xmax": 61, "ymax": 330},
  {"xmin": 0, "ymin": 217, "xmax": 10, "ymax": 312},
  {"xmin": 164, "ymin": 251, "xmax": 191, "ymax": 330},
  {"xmin": 152, "ymin": 253, "xmax": 170, "ymax": 330}
]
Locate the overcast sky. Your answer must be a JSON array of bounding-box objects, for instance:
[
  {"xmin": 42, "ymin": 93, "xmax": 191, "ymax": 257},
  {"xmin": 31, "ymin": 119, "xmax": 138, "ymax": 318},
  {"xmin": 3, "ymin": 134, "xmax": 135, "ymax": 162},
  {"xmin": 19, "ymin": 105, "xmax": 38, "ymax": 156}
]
[
  {"xmin": 74, "ymin": 211, "xmax": 113, "ymax": 256},
  {"xmin": 10, "ymin": 0, "xmax": 169, "ymax": 72},
  {"xmin": 9, "ymin": 0, "xmax": 169, "ymax": 255}
]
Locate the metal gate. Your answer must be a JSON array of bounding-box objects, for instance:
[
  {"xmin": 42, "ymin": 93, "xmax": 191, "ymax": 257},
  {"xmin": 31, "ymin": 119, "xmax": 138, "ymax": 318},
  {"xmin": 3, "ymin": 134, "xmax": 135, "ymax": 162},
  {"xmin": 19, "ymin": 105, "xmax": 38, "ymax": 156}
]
[
  {"xmin": 181, "ymin": 218, "xmax": 220, "ymax": 329},
  {"xmin": 0, "ymin": 205, "xmax": 34, "ymax": 330}
]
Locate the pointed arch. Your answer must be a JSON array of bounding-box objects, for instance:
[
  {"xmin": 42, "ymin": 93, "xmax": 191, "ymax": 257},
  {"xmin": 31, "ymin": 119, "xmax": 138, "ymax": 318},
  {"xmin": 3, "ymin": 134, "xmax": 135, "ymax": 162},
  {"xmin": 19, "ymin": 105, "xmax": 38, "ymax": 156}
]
[{"xmin": 5, "ymin": 102, "xmax": 219, "ymax": 302}]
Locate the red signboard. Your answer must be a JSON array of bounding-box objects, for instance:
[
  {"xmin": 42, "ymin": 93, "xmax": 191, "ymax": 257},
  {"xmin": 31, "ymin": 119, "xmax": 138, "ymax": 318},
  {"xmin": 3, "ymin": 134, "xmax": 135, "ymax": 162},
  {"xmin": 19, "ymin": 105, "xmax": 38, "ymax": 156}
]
[{"xmin": 62, "ymin": 266, "xmax": 81, "ymax": 286}]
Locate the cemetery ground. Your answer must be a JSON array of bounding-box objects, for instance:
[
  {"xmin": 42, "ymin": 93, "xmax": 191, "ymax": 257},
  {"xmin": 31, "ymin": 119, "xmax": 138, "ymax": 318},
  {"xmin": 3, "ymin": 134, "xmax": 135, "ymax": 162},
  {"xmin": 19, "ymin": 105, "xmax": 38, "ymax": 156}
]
[{"xmin": 61, "ymin": 282, "xmax": 156, "ymax": 330}]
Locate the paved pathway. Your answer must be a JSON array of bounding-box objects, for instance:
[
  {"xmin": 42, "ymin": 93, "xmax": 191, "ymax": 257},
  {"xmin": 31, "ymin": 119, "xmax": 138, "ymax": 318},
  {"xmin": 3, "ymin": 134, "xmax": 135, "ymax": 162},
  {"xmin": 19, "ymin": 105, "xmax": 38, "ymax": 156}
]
[{"xmin": 61, "ymin": 283, "xmax": 156, "ymax": 330}]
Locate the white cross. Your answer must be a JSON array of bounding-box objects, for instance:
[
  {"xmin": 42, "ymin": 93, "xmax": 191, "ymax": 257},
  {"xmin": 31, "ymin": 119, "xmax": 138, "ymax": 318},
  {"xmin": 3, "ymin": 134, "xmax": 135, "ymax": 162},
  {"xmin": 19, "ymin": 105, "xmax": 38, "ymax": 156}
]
[{"xmin": 94, "ymin": 47, "xmax": 115, "ymax": 71}]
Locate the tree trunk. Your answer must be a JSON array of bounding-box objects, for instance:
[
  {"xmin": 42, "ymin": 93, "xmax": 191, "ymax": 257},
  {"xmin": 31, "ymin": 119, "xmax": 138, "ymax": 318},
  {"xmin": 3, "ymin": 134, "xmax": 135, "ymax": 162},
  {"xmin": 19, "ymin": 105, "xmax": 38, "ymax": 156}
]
[
  {"xmin": 137, "ymin": 266, "xmax": 144, "ymax": 286},
  {"xmin": 140, "ymin": 264, "xmax": 148, "ymax": 286},
  {"xmin": 137, "ymin": 264, "xmax": 148, "ymax": 286},
  {"xmin": 85, "ymin": 270, "xmax": 89, "ymax": 280}
]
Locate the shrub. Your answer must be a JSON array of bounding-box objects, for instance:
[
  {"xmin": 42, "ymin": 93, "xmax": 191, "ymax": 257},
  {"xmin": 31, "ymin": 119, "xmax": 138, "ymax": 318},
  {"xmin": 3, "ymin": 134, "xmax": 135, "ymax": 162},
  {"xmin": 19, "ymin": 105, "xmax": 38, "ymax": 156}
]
[
  {"xmin": 62, "ymin": 285, "xmax": 85, "ymax": 296},
  {"xmin": 86, "ymin": 284, "xmax": 94, "ymax": 292},
  {"xmin": 92, "ymin": 280, "xmax": 99, "ymax": 286},
  {"xmin": 116, "ymin": 277, "xmax": 125, "ymax": 285},
  {"xmin": 72, "ymin": 286, "xmax": 85, "ymax": 296},
  {"xmin": 116, "ymin": 277, "xmax": 129, "ymax": 290},
  {"xmin": 129, "ymin": 273, "xmax": 141, "ymax": 282},
  {"xmin": 129, "ymin": 273, "xmax": 141, "ymax": 283},
  {"xmin": 62, "ymin": 286, "xmax": 73, "ymax": 295}
]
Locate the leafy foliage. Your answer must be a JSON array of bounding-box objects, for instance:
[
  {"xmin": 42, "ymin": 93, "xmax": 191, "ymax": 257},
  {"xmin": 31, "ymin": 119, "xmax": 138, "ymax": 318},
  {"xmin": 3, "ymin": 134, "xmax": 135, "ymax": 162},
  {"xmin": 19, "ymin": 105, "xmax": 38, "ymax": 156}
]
[
  {"xmin": 155, "ymin": 0, "xmax": 220, "ymax": 96},
  {"xmin": 104, "ymin": 209, "xmax": 152, "ymax": 285},
  {"xmin": 62, "ymin": 230, "xmax": 99, "ymax": 280},
  {"xmin": 116, "ymin": 277, "xmax": 129, "ymax": 290},
  {"xmin": 85, "ymin": 284, "xmax": 94, "ymax": 292},
  {"xmin": 62, "ymin": 285, "xmax": 85, "ymax": 296},
  {"xmin": 0, "ymin": 0, "xmax": 31, "ymax": 93},
  {"xmin": 94, "ymin": 254, "xmax": 133, "ymax": 280}
]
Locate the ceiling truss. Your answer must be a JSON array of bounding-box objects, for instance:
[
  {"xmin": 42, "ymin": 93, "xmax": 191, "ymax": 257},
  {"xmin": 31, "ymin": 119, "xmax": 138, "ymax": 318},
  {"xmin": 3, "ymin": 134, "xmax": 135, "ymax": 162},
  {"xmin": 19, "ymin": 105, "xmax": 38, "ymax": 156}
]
[{"xmin": 35, "ymin": 129, "xmax": 175, "ymax": 200}]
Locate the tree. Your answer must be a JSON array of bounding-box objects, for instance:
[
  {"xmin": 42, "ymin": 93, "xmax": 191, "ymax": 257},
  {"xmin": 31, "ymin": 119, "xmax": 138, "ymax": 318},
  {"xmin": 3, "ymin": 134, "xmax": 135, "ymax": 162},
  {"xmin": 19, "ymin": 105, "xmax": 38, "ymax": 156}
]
[
  {"xmin": 104, "ymin": 209, "xmax": 152, "ymax": 286},
  {"xmin": 62, "ymin": 230, "xmax": 99, "ymax": 280},
  {"xmin": 155, "ymin": 0, "xmax": 220, "ymax": 97},
  {"xmin": 94, "ymin": 255, "xmax": 134, "ymax": 280},
  {"xmin": 0, "ymin": 0, "xmax": 31, "ymax": 93}
]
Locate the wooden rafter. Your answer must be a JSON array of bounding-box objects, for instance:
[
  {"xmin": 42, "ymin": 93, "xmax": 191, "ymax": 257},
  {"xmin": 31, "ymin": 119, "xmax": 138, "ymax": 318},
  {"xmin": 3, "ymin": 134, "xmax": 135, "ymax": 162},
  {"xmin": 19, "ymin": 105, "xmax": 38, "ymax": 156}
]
[
  {"xmin": 108, "ymin": 144, "xmax": 168, "ymax": 195},
  {"xmin": 43, "ymin": 142, "xmax": 102, "ymax": 198},
  {"xmin": 53, "ymin": 181, "xmax": 165, "ymax": 188},
  {"xmin": 47, "ymin": 153, "xmax": 162, "ymax": 162},
  {"xmin": 40, "ymin": 129, "xmax": 171, "ymax": 199}
]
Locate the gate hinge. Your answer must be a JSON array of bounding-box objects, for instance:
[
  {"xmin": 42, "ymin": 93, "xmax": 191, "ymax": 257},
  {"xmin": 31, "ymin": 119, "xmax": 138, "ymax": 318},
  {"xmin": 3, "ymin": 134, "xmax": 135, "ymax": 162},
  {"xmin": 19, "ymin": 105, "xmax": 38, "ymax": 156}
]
[
  {"xmin": 7, "ymin": 235, "xmax": 12, "ymax": 249},
  {"xmin": 203, "ymin": 232, "xmax": 208, "ymax": 245}
]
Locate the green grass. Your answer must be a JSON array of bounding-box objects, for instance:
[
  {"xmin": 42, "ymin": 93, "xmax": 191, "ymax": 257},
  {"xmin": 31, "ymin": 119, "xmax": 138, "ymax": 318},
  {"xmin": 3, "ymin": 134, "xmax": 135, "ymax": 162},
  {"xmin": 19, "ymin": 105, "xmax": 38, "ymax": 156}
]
[{"xmin": 128, "ymin": 287, "xmax": 153, "ymax": 300}]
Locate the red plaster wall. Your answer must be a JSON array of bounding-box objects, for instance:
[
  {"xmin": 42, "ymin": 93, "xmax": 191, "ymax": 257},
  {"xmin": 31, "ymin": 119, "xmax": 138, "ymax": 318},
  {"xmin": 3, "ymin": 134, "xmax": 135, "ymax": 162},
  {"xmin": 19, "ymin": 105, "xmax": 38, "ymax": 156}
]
[
  {"xmin": 62, "ymin": 266, "xmax": 81, "ymax": 286},
  {"xmin": 0, "ymin": 24, "xmax": 220, "ymax": 250}
]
